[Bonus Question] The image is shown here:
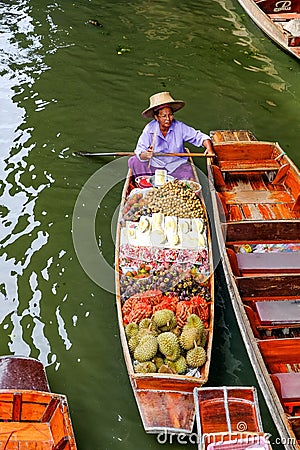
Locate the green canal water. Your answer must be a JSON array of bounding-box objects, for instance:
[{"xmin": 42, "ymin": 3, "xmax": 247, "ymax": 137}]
[{"xmin": 0, "ymin": 0, "xmax": 299, "ymax": 448}]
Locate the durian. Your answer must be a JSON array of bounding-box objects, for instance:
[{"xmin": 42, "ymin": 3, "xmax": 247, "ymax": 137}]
[
  {"xmin": 153, "ymin": 356, "xmax": 164, "ymax": 370},
  {"xmin": 138, "ymin": 216, "xmax": 150, "ymax": 232},
  {"xmin": 165, "ymin": 345, "xmax": 181, "ymax": 362},
  {"xmin": 158, "ymin": 364, "xmax": 176, "ymax": 374},
  {"xmin": 136, "ymin": 327, "xmax": 157, "ymax": 343},
  {"xmin": 134, "ymin": 335, "xmax": 158, "ymax": 362},
  {"xmin": 170, "ymin": 326, "xmax": 181, "ymax": 337},
  {"xmin": 160, "ymin": 315, "xmax": 177, "ymax": 332},
  {"xmin": 179, "ymin": 327, "xmax": 201, "ymax": 350},
  {"xmin": 200, "ymin": 330, "xmax": 207, "ymax": 348},
  {"xmin": 186, "ymin": 345, "xmax": 206, "ymax": 368},
  {"xmin": 125, "ymin": 322, "xmax": 138, "ymax": 339},
  {"xmin": 135, "ymin": 361, "xmax": 156, "ymax": 373},
  {"xmin": 128, "ymin": 335, "xmax": 139, "ymax": 354},
  {"xmin": 186, "ymin": 314, "xmax": 205, "ymax": 334},
  {"xmin": 157, "ymin": 332, "xmax": 180, "ymax": 360},
  {"xmin": 152, "ymin": 212, "xmax": 164, "ymax": 231},
  {"xmin": 165, "ymin": 356, "xmax": 187, "ymax": 374},
  {"xmin": 152, "ymin": 309, "xmax": 175, "ymax": 329},
  {"xmin": 139, "ymin": 318, "xmax": 152, "ymax": 330}
]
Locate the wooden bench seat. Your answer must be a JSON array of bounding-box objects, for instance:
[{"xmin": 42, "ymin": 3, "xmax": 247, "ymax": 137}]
[
  {"xmin": 218, "ymin": 159, "xmax": 280, "ymax": 173},
  {"xmin": 271, "ymin": 372, "xmax": 300, "ymax": 414},
  {"xmin": 244, "ymin": 302, "xmax": 300, "ymax": 339},
  {"xmin": 256, "ymin": 300, "xmax": 300, "ymax": 325},
  {"xmin": 236, "ymin": 252, "xmax": 300, "ymax": 274}
]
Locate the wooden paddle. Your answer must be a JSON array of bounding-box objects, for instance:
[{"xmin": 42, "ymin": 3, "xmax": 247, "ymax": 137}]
[{"xmin": 74, "ymin": 151, "xmax": 213, "ymax": 157}]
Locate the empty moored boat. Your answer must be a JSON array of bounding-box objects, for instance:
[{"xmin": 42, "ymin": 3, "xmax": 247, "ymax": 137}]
[
  {"xmin": 0, "ymin": 355, "xmax": 77, "ymax": 449},
  {"xmin": 207, "ymin": 129, "xmax": 300, "ymax": 450},
  {"xmin": 194, "ymin": 386, "xmax": 272, "ymax": 450}
]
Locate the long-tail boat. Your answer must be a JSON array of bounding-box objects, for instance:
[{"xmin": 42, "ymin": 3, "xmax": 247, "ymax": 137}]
[
  {"xmin": 115, "ymin": 155, "xmax": 214, "ymax": 434},
  {"xmin": 207, "ymin": 129, "xmax": 300, "ymax": 450},
  {"xmin": 235, "ymin": 0, "xmax": 300, "ymax": 60},
  {"xmin": 0, "ymin": 355, "xmax": 77, "ymax": 449},
  {"xmin": 194, "ymin": 386, "xmax": 272, "ymax": 450}
]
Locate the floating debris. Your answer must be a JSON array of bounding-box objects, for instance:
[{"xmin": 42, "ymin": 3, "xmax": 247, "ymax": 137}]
[
  {"xmin": 116, "ymin": 45, "xmax": 131, "ymax": 55},
  {"xmin": 88, "ymin": 19, "xmax": 103, "ymax": 27}
]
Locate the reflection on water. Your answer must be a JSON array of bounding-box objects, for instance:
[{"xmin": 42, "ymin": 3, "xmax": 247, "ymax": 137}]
[
  {"xmin": 0, "ymin": 0, "xmax": 299, "ymax": 448},
  {"xmin": 0, "ymin": 1, "xmax": 73, "ymax": 368},
  {"xmin": 216, "ymin": 0, "xmax": 288, "ymax": 92}
]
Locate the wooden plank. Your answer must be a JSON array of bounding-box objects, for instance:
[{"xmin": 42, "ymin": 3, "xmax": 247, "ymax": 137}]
[
  {"xmin": 49, "ymin": 406, "xmax": 66, "ymax": 444},
  {"xmin": 214, "ymin": 142, "xmax": 277, "ymax": 161},
  {"xmin": 219, "ymin": 159, "xmax": 280, "ymax": 172},
  {"xmin": 12, "ymin": 393, "xmax": 22, "ymax": 421},
  {"xmin": 221, "ymin": 190, "xmax": 293, "ymax": 204},
  {"xmin": 21, "ymin": 401, "xmax": 47, "ymax": 421},
  {"xmin": 210, "ymin": 130, "xmax": 257, "ymax": 143},
  {"xmin": 258, "ymin": 338, "xmax": 300, "ymax": 366},
  {"xmin": 226, "ymin": 221, "xmax": 300, "ymax": 243},
  {"xmin": 42, "ymin": 397, "xmax": 60, "ymax": 422},
  {"xmin": 135, "ymin": 389, "xmax": 195, "ymax": 433},
  {"xmin": 272, "ymin": 164, "xmax": 290, "ymax": 185},
  {"xmin": 0, "ymin": 422, "xmax": 52, "ymax": 442},
  {"xmin": 228, "ymin": 205, "xmax": 243, "ymax": 221},
  {"xmin": 237, "ymin": 274, "xmax": 300, "ymax": 297}
]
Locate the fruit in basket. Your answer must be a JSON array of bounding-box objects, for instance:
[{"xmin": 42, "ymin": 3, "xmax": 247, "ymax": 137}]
[
  {"xmin": 125, "ymin": 322, "xmax": 139, "ymax": 339},
  {"xmin": 153, "ymin": 356, "xmax": 164, "ymax": 370},
  {"xmin": 128, "ymin": 335, "xmax": 139, "ymax": 353},
  {"xmin": 165, "ymin": 355, "xmax": 187, "ymax": 374},
  {"xmin": 179, "ymin": 327, "xmax": 201, "ymax": 350},
  {"xmin": 134, "ymin": 361, "xmax": 157, "ymax": 373},
  {"xmin": 186, "ymin": 345, "xmax": 206, "ymax": 368},
  {"xmin": 157, "ymin": 332, "xmax": 180, "ymax": 361},
  {"xmin": 186, "ymin": 314, "xmax": 205, "ymax": 334},
  {"xmin": 139, "ymin": 318, "xmax": 152, "ymax": 329},
  {"xmin": 138, "ymin": 216, "xmax": 150, "ymax": 232},
  {"xmin": 134, "ymin": 335, "xmax": 158, "ymax": 362},
  {"xmin": 160, "ymin": 315, "xmax": 177, "ymax": 332},
  {"xmin": 144, "ymin": 180, "xmax": 205, "ymax": 219},
  {"xmin": 152, "ymin": 309, "xmax": 175, "ymax": 329}
]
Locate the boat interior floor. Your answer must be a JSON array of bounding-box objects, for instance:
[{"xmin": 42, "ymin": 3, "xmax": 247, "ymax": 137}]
[{"xmin": 218, "ymin": 173, "xmax": 300, "ymax": 221}]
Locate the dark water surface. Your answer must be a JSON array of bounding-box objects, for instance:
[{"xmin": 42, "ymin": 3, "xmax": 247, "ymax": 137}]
[{"xmin": 0, "ymin": 0, "xmax": 299, "ymax": 448}]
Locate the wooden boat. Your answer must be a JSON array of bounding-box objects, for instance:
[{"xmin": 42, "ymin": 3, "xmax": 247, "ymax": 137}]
[
  {"xmin": 194, "ymin": 386, "xmax": 272, "ymax": 450},
  {"xmin": 235, "ymin": 0, "xmax": 300, "ymax": 60},
  {"xmin": 0, "ymin": 355, "xmax": 77, "ymax": 449},
  {"xmin": 115, "ymin": 157, "xmax": 214, "ymax": 434},
  {"xmin": 207, "ymin": 129, "xmax": 300, "ymax": 450}
]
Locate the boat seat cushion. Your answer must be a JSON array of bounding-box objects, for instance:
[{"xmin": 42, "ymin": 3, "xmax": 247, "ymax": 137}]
[{"xmin": 272, "ymin": 372, "xmax": 300, "ymax": 413}]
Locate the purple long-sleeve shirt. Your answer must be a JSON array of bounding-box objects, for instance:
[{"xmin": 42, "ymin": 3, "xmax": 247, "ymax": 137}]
[{"xmin": 134, "ymin": 119, "xmax": 211, "ymax": 173}]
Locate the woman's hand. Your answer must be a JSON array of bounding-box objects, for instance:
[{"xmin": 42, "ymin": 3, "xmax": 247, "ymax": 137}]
[
  {"xmin": 140, "ymin": 146, "xmax": 154, "ymax": 160},
  {"xmin": 203, "ymin": 139, "xmax": 215, "ymax": 157}
]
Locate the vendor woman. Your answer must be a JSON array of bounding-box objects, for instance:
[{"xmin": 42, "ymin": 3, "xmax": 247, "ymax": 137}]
[{"xmin": 128, "ymin": 91, "xmax": 215, "ymax": 179}]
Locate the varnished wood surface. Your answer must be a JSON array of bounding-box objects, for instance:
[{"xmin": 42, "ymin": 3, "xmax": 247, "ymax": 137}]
[
  {"xmin": 194, "ymin": 387, "xmax": 270, "ymax": 450},
  {"xmin": 208, "ymin": 130, "xmax": 300, "ymax": 450},
  {"xmin": 0, "ymin": 357, "xmax": 77, "ymax": 450},
  {"xmin": 115, "ymin": 155, "xmax": 215, "ymax": 434}
]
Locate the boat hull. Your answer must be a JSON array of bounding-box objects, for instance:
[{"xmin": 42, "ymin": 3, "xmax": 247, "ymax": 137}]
[
  {"xmin": 115, "ymin": 160, "xmax": 214, "ymax": 434},
  {"xmin": 0, "ymin": 356, "xmax": 77, "ymax": 450},
  {"xmin": 208, "ymin": 130, "xmax": 300, "ymax": 450},
  {"xmin": 235, "ymin": 0, "xmax": 300, "ymax": 60}
]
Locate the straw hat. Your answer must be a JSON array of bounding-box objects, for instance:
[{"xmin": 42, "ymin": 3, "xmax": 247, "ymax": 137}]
[{"xmin": 142, "ymin": 91, "xmax": 185, "ymax": 118}]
